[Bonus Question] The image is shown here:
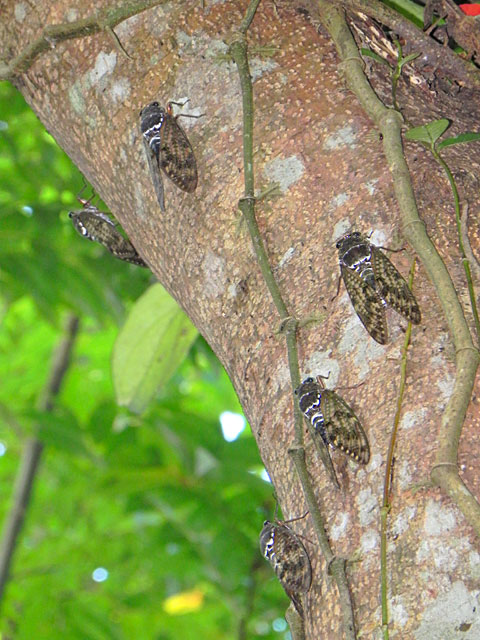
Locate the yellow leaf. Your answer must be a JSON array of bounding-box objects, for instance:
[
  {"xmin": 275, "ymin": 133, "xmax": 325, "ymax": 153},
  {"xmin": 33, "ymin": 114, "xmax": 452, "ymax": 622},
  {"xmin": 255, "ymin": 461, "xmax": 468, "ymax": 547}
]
[{"xmin": 162, "ymin": 588, "xmax": 205, "ymax": 615}]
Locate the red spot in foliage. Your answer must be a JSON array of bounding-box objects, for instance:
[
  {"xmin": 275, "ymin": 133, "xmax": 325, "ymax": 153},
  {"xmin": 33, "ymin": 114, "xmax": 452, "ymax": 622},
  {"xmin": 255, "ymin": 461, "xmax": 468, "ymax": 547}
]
[{"xmin": 459, "ymin": 4, "xmax": 480, "ymax": 16}]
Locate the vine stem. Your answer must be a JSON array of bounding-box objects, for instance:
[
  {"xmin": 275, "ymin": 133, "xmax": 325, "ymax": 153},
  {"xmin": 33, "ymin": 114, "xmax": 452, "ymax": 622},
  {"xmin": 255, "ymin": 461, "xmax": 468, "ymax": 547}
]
[
  {"xmin": 430, "ymin": 148, "xmax": 480, "ymax": 342},
  {"xmin": 228, "ymin": 3, "xmax": 357, "ymax": 637},
  {"xmin": 380, "ymin": 260, "xmax": 416, "ymax": 640}
]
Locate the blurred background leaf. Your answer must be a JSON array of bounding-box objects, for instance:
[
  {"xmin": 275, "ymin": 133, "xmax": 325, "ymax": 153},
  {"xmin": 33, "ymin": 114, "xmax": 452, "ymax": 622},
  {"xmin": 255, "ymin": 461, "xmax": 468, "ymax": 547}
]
[{"xmin": 112, "ymin": 283, "xmax": 199, "ymax": 413}]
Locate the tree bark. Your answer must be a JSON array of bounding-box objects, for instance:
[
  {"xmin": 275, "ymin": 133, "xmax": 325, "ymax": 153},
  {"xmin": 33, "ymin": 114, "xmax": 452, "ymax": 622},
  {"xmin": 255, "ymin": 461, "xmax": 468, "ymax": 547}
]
[{"xmin": 3, "ymin": 0, "xmax": 480, "ymax": 637}]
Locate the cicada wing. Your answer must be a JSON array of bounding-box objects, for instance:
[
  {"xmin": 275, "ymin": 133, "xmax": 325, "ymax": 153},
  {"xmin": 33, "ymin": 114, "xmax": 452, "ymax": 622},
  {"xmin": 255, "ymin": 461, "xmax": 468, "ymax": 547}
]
[
  {"xmin": 274, "ymin": 526, "xmax": 312, "ymax": 595},
  {"xmin": 306, "ymin": 421, "xmax": 341, "ymax": 489},
  {"xmin": 109, "ymin": 237, "xmax": 148, "ymax": 266},
  {"xmin": 159, "ymin": 115, "xmax": 198, "ymax": 193},
  {"xmin": 341, "ymin": 264, "xmax": 388, "ymax": 344},
  {"xmin": 143, "ymin": 138, "xmax": 166, "ymax": 212},
  {"xmin": 372, "ymin": 247, "xmax": 421, "ymax": 324},
  {"xmin": 321, "ymin": 390, "xmax": 370, "ymax": 464}
]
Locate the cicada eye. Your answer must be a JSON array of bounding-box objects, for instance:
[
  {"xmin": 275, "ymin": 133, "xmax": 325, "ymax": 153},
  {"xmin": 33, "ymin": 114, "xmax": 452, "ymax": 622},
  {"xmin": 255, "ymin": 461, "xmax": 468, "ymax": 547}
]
[
  {"xmin": 336, "ymin": 240, "xmax": 341, "ymax": 248},
  {"xmin": 152, "ymin": 101, "xmax": 159, "ymax": 107},
  {"xmin": 305, "ymin": 377, "xmax": 313, "ymax": 383}
]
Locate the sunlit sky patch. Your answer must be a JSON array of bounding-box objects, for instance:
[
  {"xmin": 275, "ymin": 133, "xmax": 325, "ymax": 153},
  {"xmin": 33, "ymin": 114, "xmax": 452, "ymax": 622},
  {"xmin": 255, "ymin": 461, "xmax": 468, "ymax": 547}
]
[
  {"xmin": 92, "ymin": 567, "xmax": 109, "ymax": 582},
  {"xmin": 0, "ymin": 443, "xmax": 6, "ymax": 456},
  {"xmin": 273, "ymin": 618, "xmax": 288, "ymax": 632},
  {"xmin": 219, "ymin": 411, "xmax": 246, "ymax": 442},
  {"xmin": 260, "ymin": 468, "xmax": 271, "ymax": 483}
]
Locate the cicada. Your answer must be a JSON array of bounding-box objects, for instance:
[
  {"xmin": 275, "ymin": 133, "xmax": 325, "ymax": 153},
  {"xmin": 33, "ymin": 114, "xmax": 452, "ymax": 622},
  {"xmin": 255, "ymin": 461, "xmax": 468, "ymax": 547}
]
[
  {"xmin": 259, "ymin": 519, "xmax": 312, "ymax": 618},
  {"xmin": 140, "ymin": 101, "xmax": 198, "ymax": 211},
  {"xmin": 69, "ymin": 199, "xmax": 147, "ymax": 267},
  {"xmin": 336, "ymin": 231, "xmax": 421, "ymax": 344},
  {"xmin": 295, "ymin": 376, "xmax": 370, "ymax": 487}
]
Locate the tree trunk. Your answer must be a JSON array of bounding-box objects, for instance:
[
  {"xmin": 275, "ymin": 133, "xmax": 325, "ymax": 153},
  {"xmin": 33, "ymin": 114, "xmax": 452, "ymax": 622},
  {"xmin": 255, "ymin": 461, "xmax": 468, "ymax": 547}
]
[{"xmin": 3, "ymin": 0, "xmax": 480, "ymax": 637}]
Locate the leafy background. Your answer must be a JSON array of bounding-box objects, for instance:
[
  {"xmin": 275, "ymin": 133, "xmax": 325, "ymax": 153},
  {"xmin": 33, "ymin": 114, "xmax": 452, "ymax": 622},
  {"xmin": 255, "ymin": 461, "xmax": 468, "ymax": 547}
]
[{"xmin": 0, "ymin": 82, "xmax": 287, "ymax": 640}]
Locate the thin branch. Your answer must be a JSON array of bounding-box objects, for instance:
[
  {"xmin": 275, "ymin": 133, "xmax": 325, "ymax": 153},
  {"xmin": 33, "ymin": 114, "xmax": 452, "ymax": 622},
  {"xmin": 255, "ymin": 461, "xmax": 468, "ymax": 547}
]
[
  {"xmin": 0, "ymin": 314, "xmax": 80, "ymax": 606},
  {"xmin": 228, "ymin": 7, "xmax": 357, "ymax": 638},
  {"xmin": 0, "ymin": 0, "xmax": 167, "ymax": 80},
  {"xmin": 312, "ymin": 0, "xmax": 480, "ymax": 536},
  {"xmin": 289, "ymin": 445, "xmax": 357, "ymax": 639},
  {"xmin": 239, "ymin": 199, "xmax": 289, "ymax": 318}
]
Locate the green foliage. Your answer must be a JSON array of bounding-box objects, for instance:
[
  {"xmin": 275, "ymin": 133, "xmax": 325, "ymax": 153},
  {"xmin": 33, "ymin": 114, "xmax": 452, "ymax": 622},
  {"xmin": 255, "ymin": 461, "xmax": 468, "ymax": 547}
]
[
  {"xmin": 380, "ymin": 0, "xmax": 425, "ymax": 28},
  {"xmin": 360, "ymin": 48, "xmax": 391, "ymax": 66},
  {"xmin": 405, "ymin": 118, "xmax": 451, "ymax": 147},
  {"xmin": 0, "ymin": 83, "xmax": 286, "ymax": 639},
  {"xmin": 406, "ymin": 118, "xmax": 480, "ymax": 151},
  {"xmin": 437, "ymin": 131, "xmax": 480, "ymax": 151},
  {"xmin": 112, "ymin": 283, "xmax": 199, "ymax": 413}
]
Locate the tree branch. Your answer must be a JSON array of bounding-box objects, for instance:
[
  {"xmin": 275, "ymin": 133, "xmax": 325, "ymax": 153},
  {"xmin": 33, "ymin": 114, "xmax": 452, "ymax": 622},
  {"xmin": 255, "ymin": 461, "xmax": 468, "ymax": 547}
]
[{"xmin": 0, "ymin": 314, "xmax": 80, "ymax": 606}]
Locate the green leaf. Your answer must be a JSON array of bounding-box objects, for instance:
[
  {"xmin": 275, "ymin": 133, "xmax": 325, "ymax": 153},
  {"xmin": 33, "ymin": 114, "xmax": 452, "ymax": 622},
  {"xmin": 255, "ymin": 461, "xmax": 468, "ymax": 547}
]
[
  {"xmin": 112, "ymin": 283, "xmax": 198, "ymax": 412},
  {"xmin": 405, "ymin": 119, "xmax": 450, "ymax": 145},
  {"xmin": 381, "ymin": 0, "xmax": 426, "ymax": 27},
  {"xmin": 360, "ymin": 48, "xmax": 392, "ymax": 67},
  {"xmin": 398, "ymin": 52, "xmax": 420, "ymax": 68},
  {"xmin": 437, "ymin": 131, "xmax": 480, "ymax": 150}
]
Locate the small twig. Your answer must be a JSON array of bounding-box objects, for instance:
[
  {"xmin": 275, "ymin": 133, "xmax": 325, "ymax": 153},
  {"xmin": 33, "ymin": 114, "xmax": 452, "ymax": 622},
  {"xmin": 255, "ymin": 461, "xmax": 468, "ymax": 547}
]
[
  {"xmin": 340, "ymin": 0, "xmax": 479, "ymax": 88},
  {"xmin": 104, "ymin": 25, "xmax": 132, "ymax": 60},
  {"xmin": 0, "ymin": 314, "xmax": 80, "ymax": 607},
  {"xmin": 0, "ymin": 0, "xmax": 165, "ymax": 80}
]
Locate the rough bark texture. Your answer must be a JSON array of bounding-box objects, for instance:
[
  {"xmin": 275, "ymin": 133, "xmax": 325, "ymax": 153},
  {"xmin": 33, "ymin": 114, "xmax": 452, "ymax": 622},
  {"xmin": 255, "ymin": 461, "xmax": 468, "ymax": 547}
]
[{"xmin": 3, "ymin": 0, "xmax": 480, "ymax": 637}]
